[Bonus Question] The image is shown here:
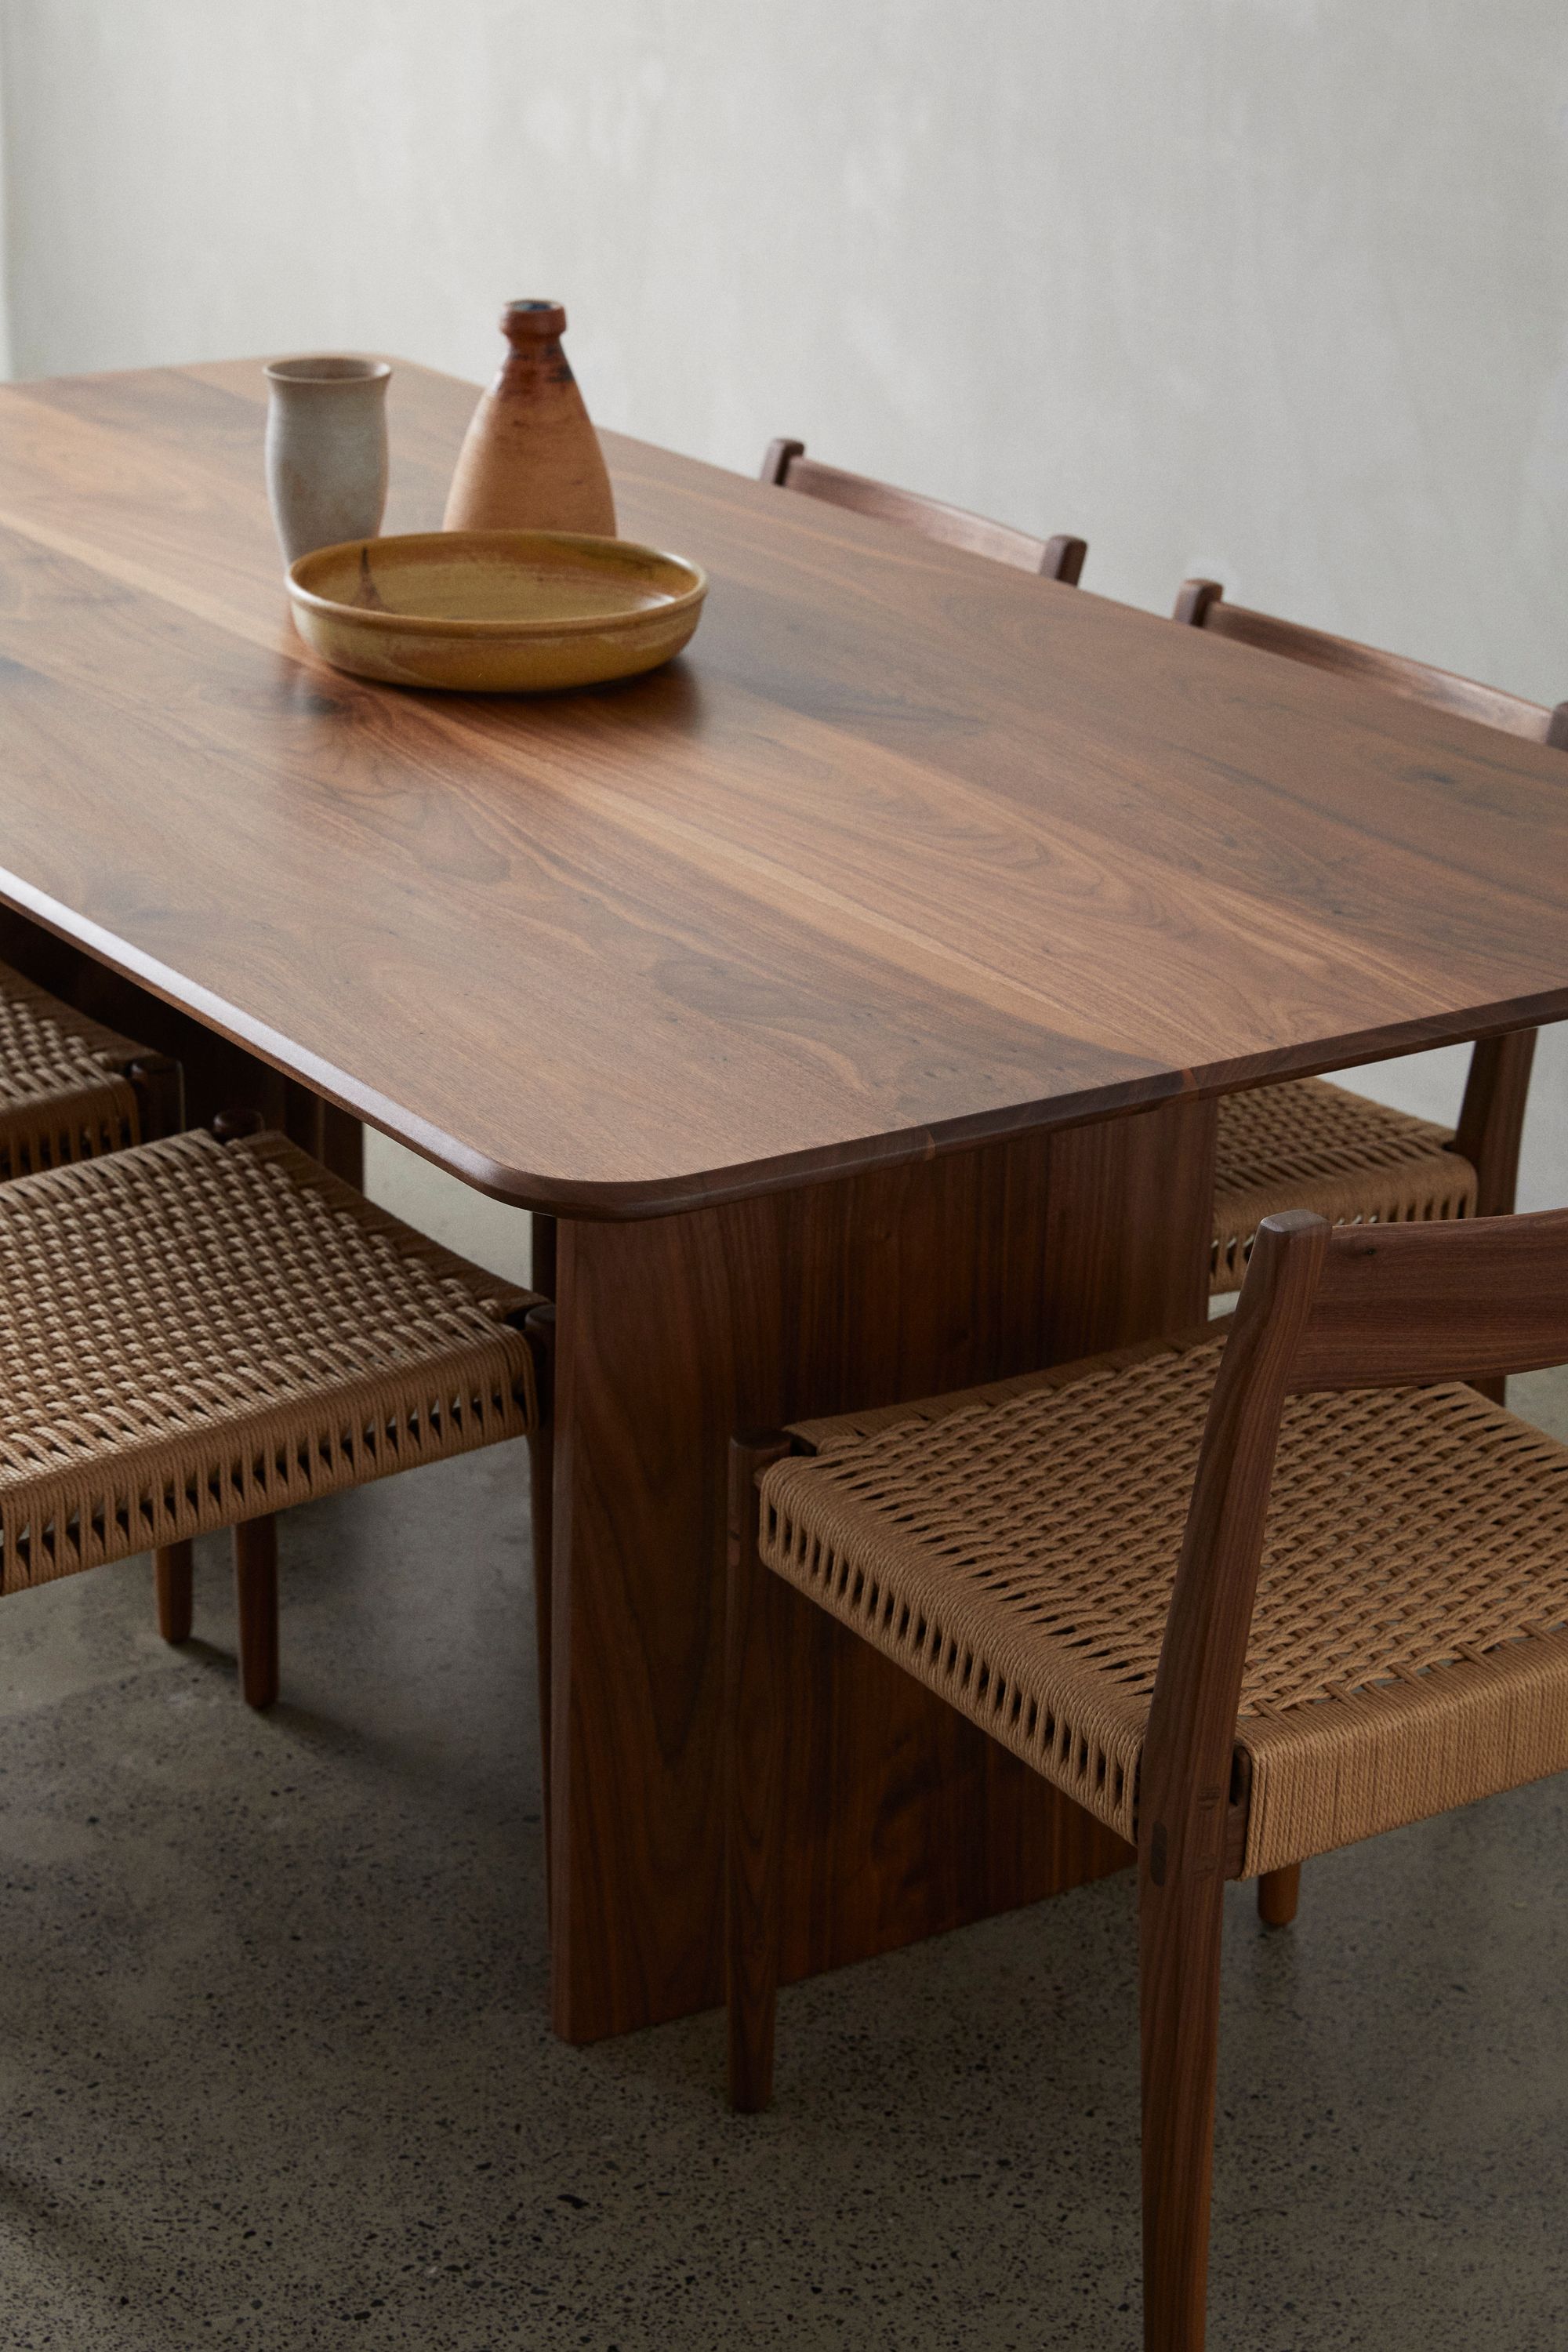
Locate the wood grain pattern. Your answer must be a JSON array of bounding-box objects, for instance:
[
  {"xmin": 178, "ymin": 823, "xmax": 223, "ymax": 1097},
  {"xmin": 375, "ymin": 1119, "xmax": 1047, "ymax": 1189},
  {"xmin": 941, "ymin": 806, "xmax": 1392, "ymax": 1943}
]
[
  {"xmin": 1291, "ymin": 1200, "xmax": 1568, "ymax": 1391},
  {"xmin": 549, "ymin": 1095, "xmax": 1210, "ymax": 2042},
  {"xmin": 0, "ymin": 361, "xmax": 1561, "ymax": 1214}
]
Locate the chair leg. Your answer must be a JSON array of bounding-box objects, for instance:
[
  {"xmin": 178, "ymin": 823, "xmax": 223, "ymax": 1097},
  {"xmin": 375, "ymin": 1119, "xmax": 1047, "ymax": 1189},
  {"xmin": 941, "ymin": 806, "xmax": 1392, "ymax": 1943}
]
[
  {"xmin": 1457, "ymin": 1032, "xmax": 1534, "ymax": 1414},
  {"xmin": 530, "ymin": 1210, "xmax": 557, "ymax": 1299},
  {"xmin": 1258, "ymin": 1863, "xmax": 1301, "ymax": 1927},
  {"xmin": 1140, "ymin": 1857, "xmax": 1227, "ymax": 2352},
  {"xmin": 725, "ymin": 1434, "xmax": 793, "ymax": 2114},
  {"xmin": 530, "ymin": 1421, "xmax": 554, "ymax": 1819},
  {"xmin": 127, "ymin": 1053, "xmax": 185, "ymax": 1145},
  {"xmin": 233, "ymin": 1516, "xmax": 279, "ymax": 1709},
  {"xmin": 524, "ymin": 1305, "xmax": 557, "ymax": 1870},
  {"xmin": 154, "ymin": 1541, "xmax": 194, "ymax": 1644},
  {"xmin": 318, "ymin": 1102, "xmax": 365, "ymax": 1189}
]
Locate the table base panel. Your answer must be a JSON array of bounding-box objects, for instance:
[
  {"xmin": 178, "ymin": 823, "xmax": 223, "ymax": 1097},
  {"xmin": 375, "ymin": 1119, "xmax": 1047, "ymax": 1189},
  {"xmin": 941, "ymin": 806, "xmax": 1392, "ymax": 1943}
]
[{"xmin": 550, "ymin": 1096, "xmax": 1216, "ymax": 2042}]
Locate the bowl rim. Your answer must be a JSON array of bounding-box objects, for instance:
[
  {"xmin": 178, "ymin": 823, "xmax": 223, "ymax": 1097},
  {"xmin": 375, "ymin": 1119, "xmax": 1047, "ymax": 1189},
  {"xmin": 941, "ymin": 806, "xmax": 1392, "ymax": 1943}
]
[{"xmin": 285, "ymin": 529, "xmax": 709, "ymax": 640}]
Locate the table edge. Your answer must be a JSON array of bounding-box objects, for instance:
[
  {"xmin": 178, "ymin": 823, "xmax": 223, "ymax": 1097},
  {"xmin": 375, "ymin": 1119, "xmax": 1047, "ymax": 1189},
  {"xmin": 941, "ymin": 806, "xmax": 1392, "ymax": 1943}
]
[{"xmin": 5, "ymin": 864, "xmax": 1563, "ymax": 1220}]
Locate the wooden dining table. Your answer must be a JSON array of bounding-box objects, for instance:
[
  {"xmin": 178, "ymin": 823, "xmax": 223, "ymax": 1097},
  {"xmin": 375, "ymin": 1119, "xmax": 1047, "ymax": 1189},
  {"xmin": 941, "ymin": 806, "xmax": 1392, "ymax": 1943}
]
[{"xmin": 2, "ymin": 356, "xmax": 1566, "ymax": 2043}]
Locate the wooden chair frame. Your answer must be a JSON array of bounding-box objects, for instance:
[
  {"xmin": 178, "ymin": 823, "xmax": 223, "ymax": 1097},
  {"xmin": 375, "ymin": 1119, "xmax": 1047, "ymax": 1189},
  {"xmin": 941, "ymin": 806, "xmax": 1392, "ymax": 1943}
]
[
  {"xmin": 1176, "ymin": 579, "xmax": 1567, "ymax": 1302},
  {"xmin": 761, "ymin": 437, "xmax": 1087, "ymax": 584},
  {"xmin": 0, "ymin": 955, "xmax": 184, "ymax": 1178},
  {"xmin": 727, "ymin": 1200, "xmax": 1568, "ymax": 2348},
  {"xmin": 65, "ymin": 1110, "xmax": 559, "ymax": 1720},
  {"xmin": 1173, "ymin": 579, "xmax": 1568, "ymax": 750},
  {"xmin": 151, "ymin": 1296, "xmax": 555, "ymax": 1715}
]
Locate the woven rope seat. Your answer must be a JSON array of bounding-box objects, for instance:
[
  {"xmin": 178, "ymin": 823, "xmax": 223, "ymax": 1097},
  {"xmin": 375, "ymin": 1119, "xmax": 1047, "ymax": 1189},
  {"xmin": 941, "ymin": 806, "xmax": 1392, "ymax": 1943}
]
[
  {"xmin": 0, "ymin": 1127, "xmax": 539, "ymax": 1596},
  {"xmin": 764, "ymin": 1330, "xmax": 1568, "ymax": 1879},
  {"xmin": 0, "ymin": 958, "xmax": 154, "ymax": 1180},
  {"xmin": 1211, "ymin": 1077, "xmax": 1475, "ymax": 1290}
]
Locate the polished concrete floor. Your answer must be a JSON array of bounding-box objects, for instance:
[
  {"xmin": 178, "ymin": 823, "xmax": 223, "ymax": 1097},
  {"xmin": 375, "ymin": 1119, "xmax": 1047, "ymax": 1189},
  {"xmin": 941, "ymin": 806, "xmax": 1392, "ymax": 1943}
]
[{"xmin": 2, "ymin": 1384, "xmax": 1567, "ymax": 2350}]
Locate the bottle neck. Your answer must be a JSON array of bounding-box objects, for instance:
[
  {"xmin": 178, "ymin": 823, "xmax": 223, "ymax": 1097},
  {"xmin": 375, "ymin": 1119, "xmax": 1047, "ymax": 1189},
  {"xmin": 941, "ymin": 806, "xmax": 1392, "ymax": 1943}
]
[{"xmin": 494, "ymin": 332, "xmax": 578, "ymax": 399}]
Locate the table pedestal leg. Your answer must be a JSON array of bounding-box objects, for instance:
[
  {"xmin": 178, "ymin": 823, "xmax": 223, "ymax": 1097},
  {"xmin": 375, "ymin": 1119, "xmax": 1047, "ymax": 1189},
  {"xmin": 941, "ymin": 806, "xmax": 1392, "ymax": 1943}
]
[{"xmin": 550, "ymin": 1097, "xmax": 1216, "ymax": 2042}]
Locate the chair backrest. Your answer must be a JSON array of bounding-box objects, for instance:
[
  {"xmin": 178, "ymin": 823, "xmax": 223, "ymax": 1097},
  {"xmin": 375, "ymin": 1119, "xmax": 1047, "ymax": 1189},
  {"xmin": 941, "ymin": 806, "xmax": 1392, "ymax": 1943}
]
[
  {"xmin": 1282, "ymin": 1204, "xmax": 1568, "ymax": 1391},
  {"xmin": 1173, "ymin": 578, "xmax": 1568, "ymax": 749},
  {"xmin": 760, "ymin": 437, "xmax": 1087, "ymax": 585},
  {"xmin": 1141, "ymin": 1201, "xmax": 1568, "ymax": 1860},
  {"xmin": 1175, "ymin": 585, "xmax": 1559, "ymax": 1225}
]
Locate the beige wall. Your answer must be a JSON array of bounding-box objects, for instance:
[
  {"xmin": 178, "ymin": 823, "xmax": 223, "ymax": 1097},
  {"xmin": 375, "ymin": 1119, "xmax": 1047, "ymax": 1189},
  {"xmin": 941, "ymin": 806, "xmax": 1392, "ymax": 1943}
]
[{"xmin": 1, "ymin": 0, "xmax": 1564, "ymax": 1237}]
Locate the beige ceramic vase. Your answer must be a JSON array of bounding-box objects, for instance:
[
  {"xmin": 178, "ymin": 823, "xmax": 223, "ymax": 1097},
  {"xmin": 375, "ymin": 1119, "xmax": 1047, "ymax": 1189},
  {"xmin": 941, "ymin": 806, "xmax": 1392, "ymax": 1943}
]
[
  {"xmin": 442, "ymin": 301, "xmax": 616, "ymax": 536},
  {"xmin": 264, "ymin": 355, "xmax": 391, "ymax": 566}
]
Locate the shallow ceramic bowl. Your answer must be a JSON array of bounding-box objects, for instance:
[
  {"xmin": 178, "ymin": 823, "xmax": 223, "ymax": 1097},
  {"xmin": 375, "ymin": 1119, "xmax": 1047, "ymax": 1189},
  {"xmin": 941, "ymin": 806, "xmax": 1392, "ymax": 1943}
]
[{"xmin": 286, "ymin": 530, "xmax": 707, "ymax": 692}]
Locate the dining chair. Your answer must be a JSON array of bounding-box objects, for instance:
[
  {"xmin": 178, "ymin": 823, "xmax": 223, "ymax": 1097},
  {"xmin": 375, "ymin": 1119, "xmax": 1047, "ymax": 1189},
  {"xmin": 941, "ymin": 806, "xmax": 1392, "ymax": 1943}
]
[
  {"xmin": 760, "ymin": 437, "xmax": 1087, "ymax": 583},
  {"xmin": 726, "ymin": 1202, "xmax": 1568, "ymax": 2350},
  {"xmin": 1174, "ymin": 580, "xmax": 1568, "ymax": 1298},
  {"xmin": 0, "ymin": 956, "xmax": 182, "ymax": 1179},
  {"xmin": 0, "ymin": 1124, "xmax": 550, "ymax": 1711}
]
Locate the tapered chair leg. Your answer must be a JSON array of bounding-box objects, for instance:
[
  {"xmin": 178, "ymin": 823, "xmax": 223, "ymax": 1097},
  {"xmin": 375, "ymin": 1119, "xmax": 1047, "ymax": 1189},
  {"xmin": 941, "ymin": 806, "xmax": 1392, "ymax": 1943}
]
[
  {"xmin": 1258, "ymin": 1863, "xmax": 1301, "ymax": 1927},
  {"xmin": 154, "ymin": 1541, "xmax": 194, "ymax": 1644},
  {"xmin": 1140, "ymin": 1860, "xmax": 1227, "ymax": 2352},
  {"xmin": 725, "ymin": 1434, "xmax": 793, "ymax": 2114},
  {"xmin": 234, "ymin": 1515, "xmax": 279, "ymax": 1709}
]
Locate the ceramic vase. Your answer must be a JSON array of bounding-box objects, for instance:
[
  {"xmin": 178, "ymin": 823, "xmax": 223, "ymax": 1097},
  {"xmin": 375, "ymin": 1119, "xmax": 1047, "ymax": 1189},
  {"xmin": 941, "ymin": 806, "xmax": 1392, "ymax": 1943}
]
[
  {"xmin": 265, "ymin": 355, "xmax": 391, "ymax": 568},
  {"xmin": 442, "ymin": 301, "xmax": 615, "ymax": 536}
]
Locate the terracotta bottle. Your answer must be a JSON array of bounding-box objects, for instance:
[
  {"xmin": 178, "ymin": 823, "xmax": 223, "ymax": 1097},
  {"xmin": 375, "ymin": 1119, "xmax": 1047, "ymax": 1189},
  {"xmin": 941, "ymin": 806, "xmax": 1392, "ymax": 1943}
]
[{"xmin": 442, "ymin": 300, "xmax": 616, "ymax": 536}]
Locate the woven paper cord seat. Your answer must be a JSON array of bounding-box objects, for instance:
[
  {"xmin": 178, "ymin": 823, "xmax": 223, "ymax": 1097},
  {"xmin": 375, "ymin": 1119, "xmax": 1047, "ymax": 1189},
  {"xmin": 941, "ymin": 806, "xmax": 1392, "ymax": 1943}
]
[
  {"xmin": 0, "ymin": 1127, "xmax": 540, "ymax": 1596},
  {"xmin": 762, "ymin": 1329, "xmax": 1568, "ymax": 1878},
  {"xmin": 0, "ymin": 956, "xmax": 176, "ymax": 1180},
  {"xmin": 1211, "ymin": 1077, "xmax": 1476, "ymax": 1290}
]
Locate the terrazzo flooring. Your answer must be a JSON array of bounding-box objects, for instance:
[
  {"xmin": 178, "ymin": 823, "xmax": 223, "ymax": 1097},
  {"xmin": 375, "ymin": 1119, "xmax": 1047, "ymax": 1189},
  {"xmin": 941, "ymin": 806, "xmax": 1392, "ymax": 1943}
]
[{"xmin": 2, "ymin": 1379, "xmax": 1567, "ymax": 2349}]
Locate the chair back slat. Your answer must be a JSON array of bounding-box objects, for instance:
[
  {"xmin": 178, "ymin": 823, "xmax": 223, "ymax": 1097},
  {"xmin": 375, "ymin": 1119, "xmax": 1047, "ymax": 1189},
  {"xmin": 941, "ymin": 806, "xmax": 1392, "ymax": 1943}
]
[
  {"xmin": 1281, "ymin": 1208, "xmax": 1568, "ymax": 1391},
  {"xmin": 760, "ymin": 437, "xmax": 1086, "ymax": 583},
  {"xmin": 1174, "ymin": 578, "xmax": 1566, "ymax": 749},
  {"xmin": 1149, "ymin": 1201, "xmax": 1568, "ymax": 1822}
]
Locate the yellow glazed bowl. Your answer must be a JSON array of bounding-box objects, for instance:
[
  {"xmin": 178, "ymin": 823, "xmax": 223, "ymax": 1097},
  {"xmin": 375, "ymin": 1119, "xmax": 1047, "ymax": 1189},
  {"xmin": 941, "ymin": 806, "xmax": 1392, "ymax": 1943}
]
[{"xmin": 286, "ymin": 529, "xmax": 707, "ymax": 692}]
